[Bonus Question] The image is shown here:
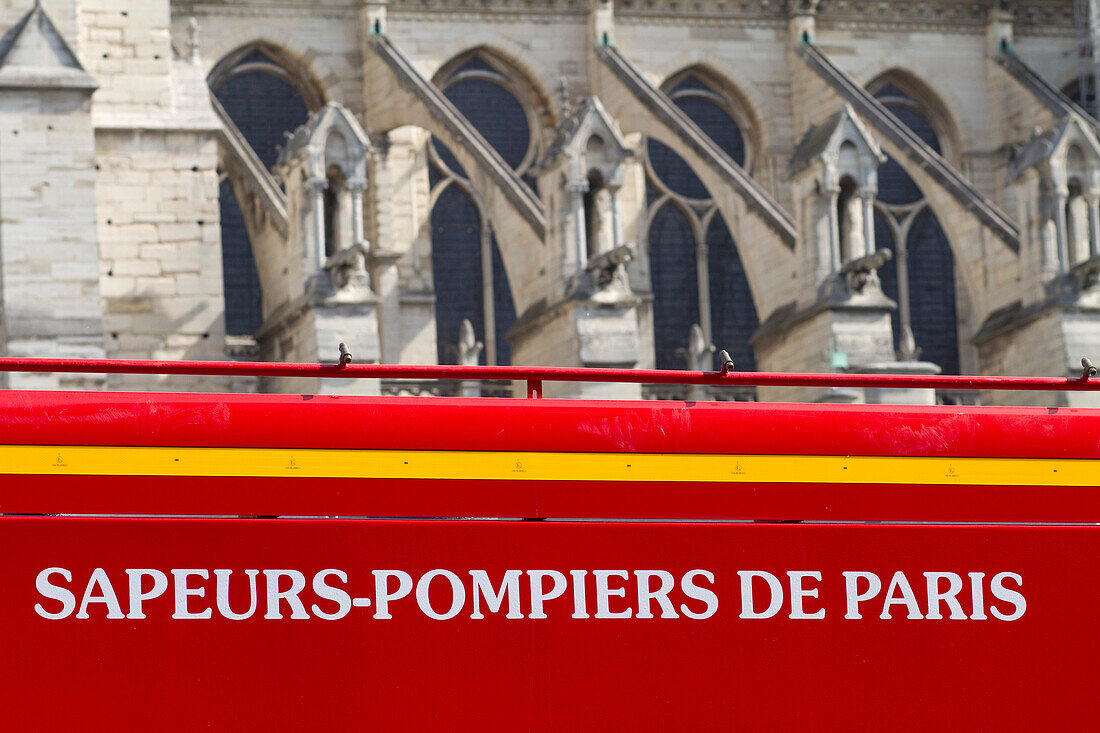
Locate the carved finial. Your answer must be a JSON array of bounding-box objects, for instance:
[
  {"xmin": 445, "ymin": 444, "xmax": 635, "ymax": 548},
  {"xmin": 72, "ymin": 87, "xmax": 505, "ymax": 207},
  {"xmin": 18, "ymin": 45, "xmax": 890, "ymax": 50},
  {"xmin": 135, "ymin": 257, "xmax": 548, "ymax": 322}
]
[{"xmin": 187, "ymin": 17, "xmax": 200, "ymax": 62}]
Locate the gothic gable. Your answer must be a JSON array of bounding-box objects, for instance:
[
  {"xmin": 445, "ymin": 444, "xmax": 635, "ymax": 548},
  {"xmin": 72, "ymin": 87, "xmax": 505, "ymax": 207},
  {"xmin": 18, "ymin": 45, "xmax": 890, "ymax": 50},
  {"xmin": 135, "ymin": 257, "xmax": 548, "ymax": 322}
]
[
  {"xmin": 789, "ymin": 104, "xmax": 885, "ymax": 189},
  {"xmin": 1010, "ymin": 115, "xmax": 1100, "ymax": 187},
  {"xmin": 541, "ymin": 96, "xmax": 631, "ymax": 187},
  {"xmin": 275, "ymin": 102, "xmax": 372, "ymax": 183},
  {"xmin": 0, "ymin": 1, "xmax": 96, "ymax": 89}
]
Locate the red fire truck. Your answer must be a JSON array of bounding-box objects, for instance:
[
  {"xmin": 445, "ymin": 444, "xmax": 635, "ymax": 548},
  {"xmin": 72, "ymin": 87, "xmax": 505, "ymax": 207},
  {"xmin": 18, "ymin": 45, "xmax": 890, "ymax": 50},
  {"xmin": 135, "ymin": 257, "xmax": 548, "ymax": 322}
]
[{"xmin": 1, "ymin": 357, "xmax": 1098, "ymax": 730}]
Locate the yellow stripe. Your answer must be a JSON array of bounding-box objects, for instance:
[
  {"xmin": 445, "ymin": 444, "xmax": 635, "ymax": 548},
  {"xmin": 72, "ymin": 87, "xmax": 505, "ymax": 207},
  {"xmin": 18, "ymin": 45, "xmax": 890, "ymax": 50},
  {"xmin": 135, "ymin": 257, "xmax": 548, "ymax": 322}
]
[{"xmin": 0, "ymin": 445, "xmax": 1096, "ymax": 486}]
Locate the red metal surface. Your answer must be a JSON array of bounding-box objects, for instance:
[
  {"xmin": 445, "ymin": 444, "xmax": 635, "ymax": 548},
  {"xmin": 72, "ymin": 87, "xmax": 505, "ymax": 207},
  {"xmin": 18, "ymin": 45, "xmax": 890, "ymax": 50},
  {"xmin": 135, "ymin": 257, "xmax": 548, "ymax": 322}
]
[
  {"xmin": 1, "ymin": 390, "xmax": 1098, "ymax": 458},
  {"xmin": 1, "ymin": 391, "xmax": 1098, "ymax": 520},
  {"xmin": 0, "ymin": 366, "xmax": 1097, "ymax": 725},
  {"xmin": 6, "ymin": 474, "xmax": 1100, "ymax": 522},
  {"xmin": 0, "ymin": 355, "xmax": 1099, "ymax": 391},
  {"xmin": 3, "ymin": 517, "xmax": 1094, "ymax": 731}
]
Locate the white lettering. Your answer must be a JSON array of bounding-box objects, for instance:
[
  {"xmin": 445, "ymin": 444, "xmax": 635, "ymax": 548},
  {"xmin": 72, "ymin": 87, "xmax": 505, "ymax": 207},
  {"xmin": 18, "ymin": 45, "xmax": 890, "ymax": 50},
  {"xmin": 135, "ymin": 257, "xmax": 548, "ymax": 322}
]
[
  {"xmin": 469, "ymin": 570, "xmax": 523, "ymax": 619},
  {"xmin": 570, "ymin": 570, "xmax": 589, "ymax": 619},
  {"xmin": 594, "ymin": 570, "xmax": 632, "ymax": 619},
  {"xmin": 968, "ymin": 572, "xmax": 987, "ymax": 620},
  {"xmin": 76, "ymin": 568, "xmax": 124, "ymax": 620},
  {"xmin": 416, "ymin": 569, "xmax": 465, "ymax": 620},
  {"xmin": 527, "ymin": 570, "xmax": 567, "ymax": 620},
  {"xmin": 372, "ymin": 570, "xmax": 412, "ymax": 620},
  {"xmin": 738, "ymin": 570, "xmax": 782, "ymax": 619},
  {"xmin": 312, "ymin": 569, "xmax": 351, "ymax": 620},
  {"xmin": 35, "ymin": 567, "xmax": 75, "ymax": 620},
  {"xmin": 880, "ymin": 571, "xmax": 923, "ymax": 620},
  {"xmin": 126, "ymin": 569, "xmax": 168, "ymax": 620},
  {"xmin": 787, "ymin": 571, "xmax": 825, "ymax": 619},
  {"xmin": 635, "ymin": 570, "xmax": 677, "ymax": 619},
  {"xmin": 215, "ymin": 569, "xmax": 259, "ymax": 620},
  {"xmin": 924, "ymin": 572, "xmax": 966, "ymax": 620},
  {"xmin": 680, "ymin": 569, "xmax": 718, "ymax": 620},
  {"xmin": 990, "ymin": 572, "xmax": 1026, "ymax": 621},
  {"xmin": 172, "ymin": 569, "xmax": 212, "ymax": 620},
  {"xmin": 263, "ymin": 570, "xmax": 309, "ymax": 620}
]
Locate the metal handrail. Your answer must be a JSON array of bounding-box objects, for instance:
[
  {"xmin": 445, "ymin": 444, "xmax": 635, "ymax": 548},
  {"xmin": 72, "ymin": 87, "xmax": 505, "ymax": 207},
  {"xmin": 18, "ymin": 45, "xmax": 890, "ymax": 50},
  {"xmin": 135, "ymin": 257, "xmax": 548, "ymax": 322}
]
[{"xmin": 1, "ymin": 357, "xmax": 1098, "ymax": 398}]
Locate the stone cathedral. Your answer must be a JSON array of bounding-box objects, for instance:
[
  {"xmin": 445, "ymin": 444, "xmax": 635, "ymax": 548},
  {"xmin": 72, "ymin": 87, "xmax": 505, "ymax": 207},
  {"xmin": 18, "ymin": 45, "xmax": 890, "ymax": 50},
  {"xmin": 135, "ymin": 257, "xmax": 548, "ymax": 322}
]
[{"xmin": 1, "ymin": 0, "xmax": 1097, "ymax": 404}]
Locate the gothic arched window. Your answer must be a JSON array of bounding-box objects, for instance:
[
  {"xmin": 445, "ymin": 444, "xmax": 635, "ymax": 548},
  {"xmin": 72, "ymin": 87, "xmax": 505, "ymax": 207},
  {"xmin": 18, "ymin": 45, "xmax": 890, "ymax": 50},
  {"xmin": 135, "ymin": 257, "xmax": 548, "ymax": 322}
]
[
  {"xmin": 427, "ymin": 53, "xmax": 529, "ymax": 365},
  {"xmin": 210, "ymin": 47, "xmax": 313, "ymax": 336},
  {"xmin": 644, "ymin": 72, "xmax": 758, "ymax": 377},
  {"xmin": 871, "ymin": 83, "xmax": 960, "ymax": 375}
]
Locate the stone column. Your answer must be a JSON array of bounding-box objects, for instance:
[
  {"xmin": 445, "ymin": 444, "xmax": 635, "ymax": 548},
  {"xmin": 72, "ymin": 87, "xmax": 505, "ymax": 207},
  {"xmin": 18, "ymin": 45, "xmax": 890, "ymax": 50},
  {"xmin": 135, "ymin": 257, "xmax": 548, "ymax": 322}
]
[
  {"xmin": 348, "ymin": 178, "xmax": 367, "ymax": 247},
  {"xmin": 825, "ymin": 185, "xmax": 841, "ymax": 271},
  {"xmin": 309, "ymin": 177, "xmax": 328, "ymax": 272},
  {"xmin": 859, "ymin": 188, "xmax": 877, "ymax": 260},
  {"xmin": 1087, "ymin": 192, "xmax": 1100, "ymax": 258},
  {"xmin": 569, "ymin": 181, "xmax": 588, "ymax": 272},
  {"xmin": 609, "ymin": 184, "xmax": 623, "ymax": 250},
  {"xmin": 696, "ymin": 237, "xmax": 711, "ymax": 346},
  {"xmin": 1053, "ymin": 189, "xmax": 1070, "ymax": 273}
]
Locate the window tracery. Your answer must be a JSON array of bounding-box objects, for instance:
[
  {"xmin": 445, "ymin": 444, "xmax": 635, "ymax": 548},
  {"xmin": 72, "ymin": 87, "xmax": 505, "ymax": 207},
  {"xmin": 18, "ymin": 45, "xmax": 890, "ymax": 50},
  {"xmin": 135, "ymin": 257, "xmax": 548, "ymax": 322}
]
[
  {"xmin": 870, "ymin": 84, "xmax": 960, "ymax": 373},
  {"xmin": 644, "ymin": 73, "xmax": 757, "ymax": 372},
  {"xmin": 426, "ymin": 53, "xmax": 532, "ymax": 366},
  {"xmin": 211, "ymin": 46, "xmax": 313, "ymax": 336}
]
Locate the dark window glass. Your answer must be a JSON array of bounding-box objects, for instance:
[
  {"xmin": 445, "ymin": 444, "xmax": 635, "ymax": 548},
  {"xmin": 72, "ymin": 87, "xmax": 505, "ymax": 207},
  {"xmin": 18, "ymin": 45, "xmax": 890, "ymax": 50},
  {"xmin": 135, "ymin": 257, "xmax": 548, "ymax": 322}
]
[
  {"xmin": 874, "ymin": 83, "xmax": 941, "ymax": 153},
  {"xmin": 673, "ymin": 94, "xmax": 746, "ymax": 166},
  {"xmin": 456, "ymin": 56, "xmax": 495, "ymax": 74},
  {"xmin": 213, "ymin": 69, "xmax": 309, "ymax": 169},
  {"xmin": 431, "ymin": 136, "xmax": 467, "ymax": 179},
  {"xmin": 219, "ymin": 179, "xmax": 263, "ymax": 335},
  {"xmin": 212, "ymin": 53, "xmax": 309, "ymax": 338},
  {"xmin": 649, "ymin": 77, "xmax": 745, "ymax": 194},
  {"xmin": 906, "ymin": 209, "xmax": 959, "ymax": 374},
  {"xmin": 443, "ymin": 77, "xmax": 530, "ymax": 170},
  {"xmin": 431, "ymin": 185, "xmax": 485, "ymax": 364},
  {"xmin": 875, "ymin": 209, "xmax": 959, "ymax": 374},
  {"xmin": 648, "ymin": 203, "xmax": 699, "ymax": 370},
  {"xmin": 706, "ymin": 215, "xmax": 758, "ymax": 371},
  {"xmin": 876, "ymin": 156, "xmax": 923, "ymax": 205},
  {"xmin": 647, "ymin": 138, "xmax": 709, "ymax": 199},
  {"xmin": 672, "ymin": 75, "xmax": 711, "ymax": 93}
]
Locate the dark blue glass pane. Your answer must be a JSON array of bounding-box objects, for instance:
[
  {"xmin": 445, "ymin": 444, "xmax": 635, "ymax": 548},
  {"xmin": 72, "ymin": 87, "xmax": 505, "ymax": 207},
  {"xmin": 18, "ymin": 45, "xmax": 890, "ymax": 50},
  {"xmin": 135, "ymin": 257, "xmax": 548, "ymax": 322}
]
[
  {"xmin": 874, "ymin": 83, "xmax": 908, "ymax": 101},
  {"xmin": 219, "ymin": 179, "xmax": 263, "ymax": 336},
  {"xmin": 890, "ymin": 104, "xmax": 940, "ymax": 153},
  {"xmin": 490, "ymin": 233, "xmax": 517, "ymax": 365},
  {"xmin": 522, "ymin": 173, "xmax": 538, "ymax": 197},
  {"xmin": 214, "ymin": 71, "xmax": 309, "ymax": 170},
  {"xmin": 875, "ymin": 208, "xmax": 959, "ymax": 373},
  {"xmin": 648, "ymin": 204, "xmax": 699, "ymax": 370},
  {"xmin": 647, "ymin": 138, "xmax": 709, "ymax": 199},
  {"xmin": 672, "ymin": 75, "xmax": 710, "ymax": 93},
  {"xmin": 906, "ymin": 209, "xmax": 959, "ymax": 374},
  {"xmin": 431, "ymin": 185, "xmax": 485, "ymax": 365},
  {"xmin": 428, "ymin": 154, "xmax": 444, "ymax": 188},
  {"xmin": 431, "ymin": 136, "xmax": 467, "ymax": 179},
  {"xmin": 874, "ymin": 84, "xmax": 941, "ymax": 153},
  {"xmin": 444, "ymin": 78, "xmax": 530, "ymax": 170},
  {"xmin": 457, "ymin": 56, "xmax": 495, "ymax": 74},
  {"xmin": 674, "ymin": 96, "xmax": 745, "ymax": 166},
  {"xmin": 877, "ymin": 155, "xmax": 923, "ymax": 205},
  {"xmin": 706, "ymin": 215, "xmax": 758, "ymax": 371}
]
